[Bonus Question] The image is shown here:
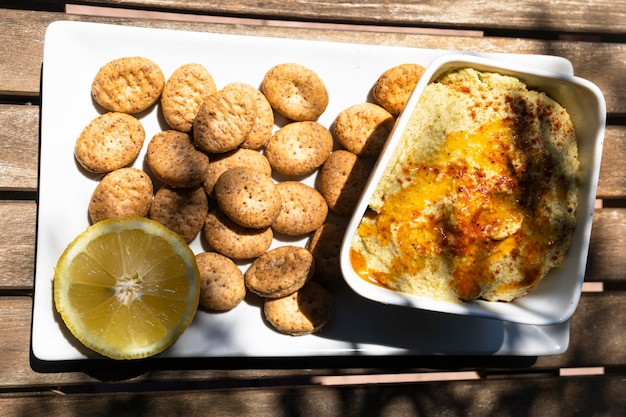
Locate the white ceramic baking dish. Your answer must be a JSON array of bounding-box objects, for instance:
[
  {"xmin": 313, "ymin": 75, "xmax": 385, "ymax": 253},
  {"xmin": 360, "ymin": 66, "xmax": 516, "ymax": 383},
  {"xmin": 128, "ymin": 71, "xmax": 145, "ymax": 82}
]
[{"xmin": 340, "ymin": 53, "xmax": 606, "ymax": 325}]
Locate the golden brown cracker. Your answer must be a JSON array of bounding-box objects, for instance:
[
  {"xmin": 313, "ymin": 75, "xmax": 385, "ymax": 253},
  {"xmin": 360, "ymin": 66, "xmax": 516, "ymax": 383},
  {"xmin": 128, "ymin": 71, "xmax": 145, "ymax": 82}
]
[
  {"xmin": 261, "ymin": 63, "xmax": 328, "ymax": 121},
  {"xmin": 317, "ymin": 150, "xmax": 370, "ymax": 217},
  {"xmin": 263, "ymin": 281, "xmax": 333, "ymax": 336},
  {"xmin": 306, "ymin": 222, "xmax": 347, "ymax": 289},
  {"xmin": 91, "ymin": 56, "xmax": 165, "ymax": 114},
  {"xmin": 230, "ymin": 82, "xmax": 275, "ymax": 150},
  {"xmin": 264, "ymin": 121, "xmax": 333, "ymax": 176},
  {"xmin": 196, "ymin": 251, "xmax": 246, "ymax": 311},
  {"xmin": 74, "ymin": 112, "xmax": 145, "ymax": 174},
  {"xmin": 193, "ymin": 82, "xmax": 258, "ymax": 153},
  {"xmin": 214, "ymin": 167, "xmax": 282, "ymax": 229},
  {"xmin": 203, "ymin": 148, "xmax": 272, "ymax": 197},
  {"xmin": 272, "ymin": 182, "xmax": 328, "ymax": 236},
  {"xmin": 161, "ymin": 63, "xmax": 217, "ymax": 132},
  {"xmin": 88, "ymin": 167, "xmax": 153, "ymax": 224},
  {"xmin": 245, "ymin": 246, "xmax": 315, "ymax": 299},
  {"xmin": 204, "ymin": 208, "xmax": 273, "ymax": 260},
  {"xmin": 333, "ymin": 102, "xmax": 395, "ymax": 157},
  {"xmin": 373, "ymin": 63, "xmax": 425, "ymax": 115},
  {"xmin": 149, "ymin": 185, "xmax": 208, "ymax": 243},
  {"xmin": 146, "ymin": 130, "xmax": 209, "ymax": 188}
]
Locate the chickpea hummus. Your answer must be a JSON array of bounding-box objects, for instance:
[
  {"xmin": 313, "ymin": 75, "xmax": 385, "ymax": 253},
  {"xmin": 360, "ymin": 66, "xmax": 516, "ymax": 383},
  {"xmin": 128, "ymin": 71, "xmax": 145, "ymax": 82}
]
[{"xmin": 350, "ymin": 68, "xmax": 580, "ymax": 303}]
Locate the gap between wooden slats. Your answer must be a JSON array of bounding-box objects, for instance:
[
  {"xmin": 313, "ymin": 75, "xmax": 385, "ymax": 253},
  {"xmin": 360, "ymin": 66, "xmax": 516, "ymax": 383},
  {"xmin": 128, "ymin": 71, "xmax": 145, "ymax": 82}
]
[
  {"xmin": 311, "ymin": 368, "xmax": 605, "ymax": 386},
  {"xmin": 38, "ymin": 366, "xmax": 607, "ymax": 395}
]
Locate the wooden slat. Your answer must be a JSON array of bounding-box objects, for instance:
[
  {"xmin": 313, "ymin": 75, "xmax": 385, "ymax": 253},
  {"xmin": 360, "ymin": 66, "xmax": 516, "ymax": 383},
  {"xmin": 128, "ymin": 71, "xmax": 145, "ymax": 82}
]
[
  {"xmin": 585, "ymin": 209, "xmax": 626, "ymax": 282},
  {"xmin": 1, "ymin": 10, "xmax": 48, "ymax": 96},
  {"xmin": 0, "ymin": 105, "xmax": 39, "ymax": 191},
  {"xmin": 0, "ymin": 374, "xmax": 624, "ymax": 416},
  {"xmin": 598, "ymin": 126, "xmax": 626, "ymax": 199},
  {"xmin": 0, "ymin": 202, "xmax": 36, "ymax": 290},
  {"xmin": 537, "ymin": 291, "xmax": 626, "ymax": 368},
  {"xmin": 1, "ymin": 9, "xmax": 625, "ymax": 114},
  {"xmin": 72, "ymin": 0, "xmax": 626, "ymax": 35}
]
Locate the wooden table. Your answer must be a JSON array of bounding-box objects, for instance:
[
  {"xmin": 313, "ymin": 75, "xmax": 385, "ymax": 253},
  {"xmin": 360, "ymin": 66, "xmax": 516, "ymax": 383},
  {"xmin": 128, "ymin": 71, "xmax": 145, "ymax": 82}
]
[{"xmin": 2, "ymin": 1, "xmax": 625, "ymax": 415}]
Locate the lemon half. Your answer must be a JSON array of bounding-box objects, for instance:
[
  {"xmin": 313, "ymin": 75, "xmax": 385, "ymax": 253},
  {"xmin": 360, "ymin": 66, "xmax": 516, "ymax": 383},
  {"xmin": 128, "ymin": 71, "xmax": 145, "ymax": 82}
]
[{"xmin": 53, "ymin": 217, "xmax": 200, "ymax": 360}]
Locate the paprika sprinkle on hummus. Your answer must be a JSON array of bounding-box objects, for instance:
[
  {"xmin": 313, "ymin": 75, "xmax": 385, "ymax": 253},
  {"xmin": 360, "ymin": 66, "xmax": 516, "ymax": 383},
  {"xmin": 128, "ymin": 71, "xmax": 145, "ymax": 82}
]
[{"xmin": 350, "ymin": 68, "xmax": 580, "ymax": 303}]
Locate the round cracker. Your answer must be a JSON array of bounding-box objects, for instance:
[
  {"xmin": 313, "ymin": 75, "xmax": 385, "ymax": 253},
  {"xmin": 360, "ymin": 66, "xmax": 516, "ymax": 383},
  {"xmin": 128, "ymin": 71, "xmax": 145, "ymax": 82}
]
[
  {"xmin": 196, "ymin": 251, "xmax": 246, "ymax": 311},
  {"xmin": 272, "ymin": 182, "xmax": 328, "ymax": 236},
  {"xmin": 373, "ymin": 63, "xmax": 425, "ymax": 115},
  {"xmin": 88, "ymin": 167, "xmax": 153, "ymax": 223},
  {"xmin": 74, "ymin": 112, "xmax": 145, "ymax": 174},
  {"xmin": 317, "ymin": 150, "xmax": 370, "ymax": 217},
  {"xmin": 265, "ymin": 121, "xmax": 333, "ymax": 176},
  {"xmin": 263, "ymin": 281, "xmax": 333, "ymax": 336},
  {"xmin": 149, "ymin": 185, "xmax": 208, "ymax": 243},
  {"xmin": 204, "ymin": 208, "xmax": 273, "ymax": 260},
  {"xmin": 161, "ymin": 63, "xmax": 217, "ymax": 132},
  {"xmin": 306, "ymin": 222, "xmax": 347, "ymax": 289},
  {"xmin": 261, "ymin": 63, "xmax": 328, "ymax": 121},
  {"xmin": 91, "ymin": 56, "xmax": 164, "ymax": 114},
  {"xmin": 245, "ymin": 246, "xmax": 315, "ymax": 299},
  {"xmin": 193, "ymin": 82, "xmax": 258, "ymax": 153},
  {"xmin": 333, "ymin": 102, "xmax": 395, "ymax": 157},
  {"xmin": 214, "ymin": 167, "xmax": 282, "ymax": 229},
  {"xmin": 230, "ymin": 82, "xmax": 275, "ymax": 150},
  {"xmin": 146, "ymin": 130, "xmax": 209, "ymax": 188},
  {"xmin": 203, "ymin": 148, "xmax": 272, "ymax": 197}
]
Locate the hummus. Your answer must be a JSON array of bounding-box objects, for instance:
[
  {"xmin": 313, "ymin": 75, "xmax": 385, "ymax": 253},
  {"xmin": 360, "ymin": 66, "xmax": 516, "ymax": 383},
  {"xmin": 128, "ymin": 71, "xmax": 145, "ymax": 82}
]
[{"xmin": 350, "ymin": 68, "xmax": 580, "ymax": 303}]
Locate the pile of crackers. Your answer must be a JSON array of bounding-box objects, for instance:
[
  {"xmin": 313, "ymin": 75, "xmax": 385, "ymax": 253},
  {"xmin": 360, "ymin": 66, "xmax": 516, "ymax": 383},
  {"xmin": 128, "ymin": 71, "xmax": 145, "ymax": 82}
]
[{"xmin": 74, "ymin": 56, "xmax": 423, "ymax": 336}]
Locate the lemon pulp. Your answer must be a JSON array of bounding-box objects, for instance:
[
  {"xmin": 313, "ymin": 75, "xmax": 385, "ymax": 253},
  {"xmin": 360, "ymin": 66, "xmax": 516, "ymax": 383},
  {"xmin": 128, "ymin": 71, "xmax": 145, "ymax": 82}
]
[{"xmin": 53, "ymin": 217, "xmax": 200, "ymax": 360}]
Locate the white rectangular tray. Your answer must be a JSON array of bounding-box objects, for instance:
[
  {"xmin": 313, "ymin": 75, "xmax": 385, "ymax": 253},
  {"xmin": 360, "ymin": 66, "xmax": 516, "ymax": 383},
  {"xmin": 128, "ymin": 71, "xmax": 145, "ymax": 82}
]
[{"xmin": 33, "ymin": 21, "xmax": 574, "ymax": 361}]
